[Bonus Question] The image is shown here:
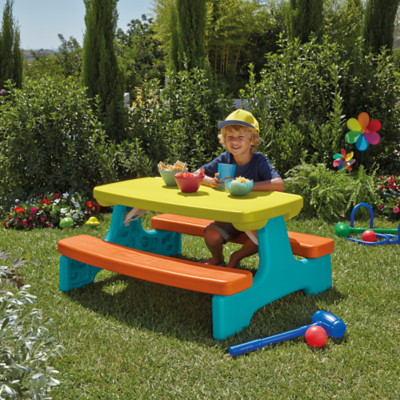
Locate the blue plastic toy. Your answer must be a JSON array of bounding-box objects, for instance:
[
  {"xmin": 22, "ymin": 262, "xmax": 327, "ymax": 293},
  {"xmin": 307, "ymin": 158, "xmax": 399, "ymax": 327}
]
[
  {"xmin": 229, "ymin": 310, "xmax": 346, "ymax": 356},
  {"xmin": 343, "ymin": 203, "xmax": 400, "ymax": 246}
]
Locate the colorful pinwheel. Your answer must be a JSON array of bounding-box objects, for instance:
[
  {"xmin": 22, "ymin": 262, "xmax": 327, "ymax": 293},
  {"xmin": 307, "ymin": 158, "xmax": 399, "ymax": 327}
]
[
  {"xmin": 345, "ymin": 112, "xmax": 381, "ymax": 151},
  {"xmin": 333, "ymin": 149, "xmax": 356, "ymax": 171}
]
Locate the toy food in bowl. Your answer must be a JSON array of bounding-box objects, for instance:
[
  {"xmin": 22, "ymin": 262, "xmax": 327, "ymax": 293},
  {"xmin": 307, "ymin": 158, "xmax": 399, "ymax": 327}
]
[
  {"xmin": 226, "ymin": 176, "xmax": 253, "ymax": 196},
  {"xmin": 174, "ymin": 171, "xmax": 204, "ymax": 193},
  {"xmin": 158, "ymin": 160, "xmax": 188, "ymax": 186}
]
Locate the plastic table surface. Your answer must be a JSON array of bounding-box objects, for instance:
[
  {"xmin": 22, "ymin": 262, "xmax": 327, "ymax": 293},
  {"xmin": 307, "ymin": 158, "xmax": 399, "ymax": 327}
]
[{"xmin": 94, "ymin": 177, "xmax": 303, "ymax": 231}]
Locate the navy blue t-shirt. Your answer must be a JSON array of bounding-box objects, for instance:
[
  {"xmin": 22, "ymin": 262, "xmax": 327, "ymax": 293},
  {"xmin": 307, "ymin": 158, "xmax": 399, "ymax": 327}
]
[{"xmin": 200, "ymin": 152, "xmax": 280, "ymax": 183}]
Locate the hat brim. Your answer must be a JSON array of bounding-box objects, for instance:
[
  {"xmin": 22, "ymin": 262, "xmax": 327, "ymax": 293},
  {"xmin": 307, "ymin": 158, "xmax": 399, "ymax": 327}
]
[{"xmin": 218, "ymin": 120, "xmax": 259, "ymax": 132}]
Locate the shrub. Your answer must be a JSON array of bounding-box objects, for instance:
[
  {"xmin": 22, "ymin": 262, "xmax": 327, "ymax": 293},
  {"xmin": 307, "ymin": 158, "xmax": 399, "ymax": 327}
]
[
  {"xmin": 0, "ymin": 77, "xmax": 107, "ymax": 210},
  {"xmin": 285, "ymin": 162, "xmax": 379, "ymax": 222},
  {"xmin": 0, "ymin": 258, "xmax": 62, "ymax": 398},
  {"xmin": 242, "ymin": 36, "xmax": 400, "ymax": 176},
  {"xmin": 127, "ymin": 63, "xmax": 234, "ymax": 172},
  {"xmin": 377, "ymin": 174, "xmax": 400, "ymax": 220}
]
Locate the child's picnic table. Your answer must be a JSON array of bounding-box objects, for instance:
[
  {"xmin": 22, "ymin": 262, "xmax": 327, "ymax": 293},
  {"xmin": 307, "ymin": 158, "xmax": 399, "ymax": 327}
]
[{"xmin": 58, "ymin": 177, "xmax": 333, "ymax": 340}]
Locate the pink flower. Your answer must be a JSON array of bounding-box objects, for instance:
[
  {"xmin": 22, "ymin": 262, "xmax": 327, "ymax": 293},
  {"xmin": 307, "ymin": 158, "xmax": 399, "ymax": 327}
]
[
  {"xmin": 16, "ymin": 219, "xmax": 20, "ymax": 223},
  {"xmin": 29, "ymin": 223, "xmax": 34, "ymax": 228},
  {"xmin": 29, "ymin": 216, "xmax": 33, "ymax": 221},
  {"xmin": 31, "ymin": 207, "xmax": 38, "ymax": 214},
  {"xmin": 22, "ymin": 220, "xmax": 27, "ymax": 226},
  {"xmin": 45, "ymin": 223, "xmax": 52, "ymax": 228},
  {"xmin": 393, "ymin": 207, "xmax": 400, "ymax": 214},
  {"xmin": 380, "ymin": 204, "xmax": 385, "ymax": 210},
  {"xmin": 40, "ymin": 217, "xmax": 45, "ymax": 222}
]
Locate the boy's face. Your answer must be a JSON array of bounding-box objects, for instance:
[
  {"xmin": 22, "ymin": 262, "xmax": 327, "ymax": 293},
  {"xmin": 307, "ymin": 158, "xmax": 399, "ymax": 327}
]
[{"xmin": 225, "ymin": 126, "xmax": 254, "ymax": 157}]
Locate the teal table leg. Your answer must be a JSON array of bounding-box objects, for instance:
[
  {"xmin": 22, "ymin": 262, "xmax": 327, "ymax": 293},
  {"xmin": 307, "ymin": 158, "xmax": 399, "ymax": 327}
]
[
  {"xmin": 59, "ymin": 206, "xmax": 182, "ymax": 292},
  {"xmin": 104, "ymin": 205, "xmax": 181, "ymax": 256},
  {"xmin": 212, "ymin": 215, "xmax": 332, "ymax": 340},
  {"xmin": 59, "ymin": 255, "xmax": 102, "ymax": 292}
]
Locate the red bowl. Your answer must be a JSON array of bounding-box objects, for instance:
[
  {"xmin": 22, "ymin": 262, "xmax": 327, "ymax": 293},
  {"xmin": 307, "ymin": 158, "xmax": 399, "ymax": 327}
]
[{"xmin": 174, "ymin": 174, "xmax": 204, "ymax": 193}]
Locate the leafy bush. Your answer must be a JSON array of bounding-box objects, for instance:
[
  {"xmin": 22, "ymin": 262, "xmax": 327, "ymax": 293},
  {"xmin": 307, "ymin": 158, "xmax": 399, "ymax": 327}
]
[
  {"xmin": 2, "ymin": 192, "xmax": 101, "ymax": 230},
  {"xmin": 377, "ymin": 174, "xmax": 400, "ymax": 220},
  {"xmin": 285, "ymin": 162, "xmax": 379, "ymax": 222},
  {"xmin": 127, "ymin": 63, "xmax": 234, "ymax": 172},
  {"xmin": 0, "ymin": 256, "xmax": 62, "ymax": 398},
  {"xmin": 0, "ymin": 77, "xmax": 107, "ymax": 210},
  {"xmin": 242, "ymin": 36, "xmax": 400, "ymax": 176}
]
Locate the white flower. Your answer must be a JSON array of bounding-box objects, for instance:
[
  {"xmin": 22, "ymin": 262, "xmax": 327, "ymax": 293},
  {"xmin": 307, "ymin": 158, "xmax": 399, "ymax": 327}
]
[
  {"xmin": 60, "ymin": 208, "xmax": 67, "ymax": 214},
  {"xmin": 15, "ymin": 199, "xmax": 20, "ymax": 204},
  {"xmin": 73, "ymin": 202, "xmax": 80, "ymax": 208},
  {"xmin": 54, "ymin": 198, "xmax": 61, "ymax": 205},
  {"xmin": 63, "ymin": 192, "xmax": 69, "ymax": 199}
]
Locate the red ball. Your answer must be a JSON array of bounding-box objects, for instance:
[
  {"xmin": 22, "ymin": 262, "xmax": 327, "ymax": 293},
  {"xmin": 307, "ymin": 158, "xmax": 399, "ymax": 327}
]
[
  {"xmin": 362, "ymin": 230, "xmax": 376, "ymax": 242},
  {"xmin": 305, "ymin": 326, "xmax": 327, "ymax": 347}
]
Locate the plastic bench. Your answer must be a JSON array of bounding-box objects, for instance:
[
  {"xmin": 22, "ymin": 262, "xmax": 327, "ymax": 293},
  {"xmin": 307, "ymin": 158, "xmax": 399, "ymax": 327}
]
[
  {"xmin": 58, "ymin": 235, "xmax": 252, "ymax": 296},
  {"xmin": 150, "ymin": 214, "xmax": 334, "ymax": 259}
]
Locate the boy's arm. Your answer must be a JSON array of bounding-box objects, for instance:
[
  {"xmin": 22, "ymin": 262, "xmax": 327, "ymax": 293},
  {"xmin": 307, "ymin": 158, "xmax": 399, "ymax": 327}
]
[{"xmin": 252, "ymin": 177, "xmax": 285, "ymax": 192}]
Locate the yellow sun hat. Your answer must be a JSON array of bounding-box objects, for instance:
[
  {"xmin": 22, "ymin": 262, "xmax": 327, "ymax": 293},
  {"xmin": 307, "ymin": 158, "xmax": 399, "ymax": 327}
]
[{"xmin": 218, "ymin": 109, "xmax": 259, "ymax": 133}]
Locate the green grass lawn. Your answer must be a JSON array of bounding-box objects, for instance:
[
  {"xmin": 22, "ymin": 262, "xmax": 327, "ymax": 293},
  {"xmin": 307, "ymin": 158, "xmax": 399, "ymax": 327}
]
[{"xmin": 1, "ymin": 213, "xmax": 400, "ymax": 399}]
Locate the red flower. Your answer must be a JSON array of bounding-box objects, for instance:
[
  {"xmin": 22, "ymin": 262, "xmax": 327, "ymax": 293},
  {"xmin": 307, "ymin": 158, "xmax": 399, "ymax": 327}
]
[
  {"xmin": 41, "ymin": 199, "xmax": 51, "ymax": 205},
  {"xmin": 380, "ymin": 185, "xmax": 384, "ymax": 191},
  {"xmin": 8, "ymin": 215, "xmax": 12, "ymax": 220},
  {"xmin": 390, "ymin": 175, "xmax": 394, "ymax": 178},
  {"xmin": 379, "ymin": 175, "xmax": 384, "ymax": 179},
  {"xmin": 388, "ymin": 179, "xmax": 394, "ymax": 183},
  {"xmin": 13, "ymin": 206, "xmax": 25, "ymax": 214},
  {"xmin": 54, "ymin": 193, "xmax": 60, "ymax": 199},
  {"xmin": 86, "ymin": 200, "xmax": 94, "ymax": 211},
  {"xmin": 3, "ymin": 221, "xmax": 7, "ymax": 228},
  {"xmin": 380, "ymin": 204, "xmax": 385, "ymax": 210}
]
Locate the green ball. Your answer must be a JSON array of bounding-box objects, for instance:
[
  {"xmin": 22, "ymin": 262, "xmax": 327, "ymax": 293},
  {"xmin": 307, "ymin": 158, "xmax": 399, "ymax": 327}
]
[
  {"xmin": 335, "ymin": 222, "xmax": 350, "ymax": 238},
  {"xmin": 60, "ymin": 217, "xmax": 74, "ymax": 229}
]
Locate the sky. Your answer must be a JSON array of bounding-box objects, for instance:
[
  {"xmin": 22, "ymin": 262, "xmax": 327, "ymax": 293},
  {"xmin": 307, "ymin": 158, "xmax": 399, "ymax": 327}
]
[{"xmin": 1, "ymin": 0, "xmax": 154, "ymax": 50}]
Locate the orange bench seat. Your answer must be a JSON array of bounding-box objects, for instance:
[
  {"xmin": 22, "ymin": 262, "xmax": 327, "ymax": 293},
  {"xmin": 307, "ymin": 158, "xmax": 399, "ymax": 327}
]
[
  {"xmin": 58, "ymin": 235, "xmax": 253, "ymax": 296},
  {"xmin": 151, "ymin": 214, "xmax": 334, "ymax": 259}
]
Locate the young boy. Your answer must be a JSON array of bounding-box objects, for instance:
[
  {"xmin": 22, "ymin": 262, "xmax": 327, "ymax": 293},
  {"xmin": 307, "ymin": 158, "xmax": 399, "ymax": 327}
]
[{"xmin": 195, "ymin": 109, "xmax": 284, "ymax": 269}]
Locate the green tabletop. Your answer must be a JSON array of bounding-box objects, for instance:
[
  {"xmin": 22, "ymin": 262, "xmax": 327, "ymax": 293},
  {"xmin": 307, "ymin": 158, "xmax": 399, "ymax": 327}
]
[{"xmin": 94, "ymin": 177, "xmax": 303, "ymax": 231}]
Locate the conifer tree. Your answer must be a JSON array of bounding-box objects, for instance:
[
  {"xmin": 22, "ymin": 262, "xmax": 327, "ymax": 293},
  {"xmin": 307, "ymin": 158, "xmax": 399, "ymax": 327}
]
[
  {"xmin": 0, "ymin": 0, "xmax": 22, "ymax": 89},
  {"xmin": 287, "ymin": 0, "xmax": 323, "ymax": 43},
  {"xmin": 13, "ymin": 27, "xmax": 22, "ymax": 88},
  {"xmin": 82, "ymin": 0, "xmax": 123, "ymax": 120},
  {"xmin": 169, "ymin": 2, "xmax": 179, "ymax": 71},
  {"xmin": 176, "ymin": 0, "xmax": 207, "ymax": 69},
  {"xmin": 363, "ymin": 0, "xmax": 400, "ymax": 54}
]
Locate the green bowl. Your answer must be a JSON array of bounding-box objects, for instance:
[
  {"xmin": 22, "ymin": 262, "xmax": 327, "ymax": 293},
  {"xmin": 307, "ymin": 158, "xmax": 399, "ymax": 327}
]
[
  {"xmin": 226, "ymin": 180, "xmax": 253, "ymax": 196},
  {"xmin": 159, "ymin": 169, "xmax": 188, "ymax": 186}
]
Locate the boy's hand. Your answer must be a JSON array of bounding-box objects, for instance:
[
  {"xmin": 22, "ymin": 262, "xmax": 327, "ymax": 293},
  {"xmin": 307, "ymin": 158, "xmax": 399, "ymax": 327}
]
[{"xmin": 209, "ymin": 172, "xmax": 222, "ymax": 188}]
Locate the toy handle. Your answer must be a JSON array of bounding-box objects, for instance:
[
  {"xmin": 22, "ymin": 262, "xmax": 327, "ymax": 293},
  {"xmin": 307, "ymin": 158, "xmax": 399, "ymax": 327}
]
[{"xmin": 229, "ymin": 323, "xmax": 318, "ymax": 357}]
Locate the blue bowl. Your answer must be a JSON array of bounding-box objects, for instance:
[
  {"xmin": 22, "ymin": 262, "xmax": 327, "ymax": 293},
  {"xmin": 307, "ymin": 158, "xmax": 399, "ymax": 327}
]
[
  {"xmin": 226, "ymin": 180, "xmax": 253, "ymax": 196},
  {"xmin": 159, "ymin": 169, "xmax": 188, "ymax": 186}
]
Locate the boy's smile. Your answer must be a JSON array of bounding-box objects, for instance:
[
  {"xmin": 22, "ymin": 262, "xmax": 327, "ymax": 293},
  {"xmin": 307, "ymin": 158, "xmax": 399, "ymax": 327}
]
[{"xmin": 226, "ymin": 129, "xmax": 254, "ymax": 165}]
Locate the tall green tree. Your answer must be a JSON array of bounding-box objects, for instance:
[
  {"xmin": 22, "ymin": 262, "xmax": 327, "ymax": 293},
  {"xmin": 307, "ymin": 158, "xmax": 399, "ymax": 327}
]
[
  {"xmin": 116, "ymin": 15, "xmax": 165, "ymax": 92},
  {"xmin": 287, "ymin": 0, "xmax": 323, "ymax": 42},
  {"xmin": 176, "ymin": 0, "xmax": 207, "ymax": 69},
  {"xmin": 169, "ymin": 3, "xmax": 179, "ymax": 70},
  {"xmin": 363, "ymin": 0, "xmax": 400, "ymax": 54},
  {"xmin": 54, "ymin": 34, "xmax": 83, "ymax": 80},
  {"xmin": 0, "ymin": 0, "xmax": 22, "ymax": 89},
  {"xmin": 82, "ymin": 0, "xmax": 124, "ymax": 128}
]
